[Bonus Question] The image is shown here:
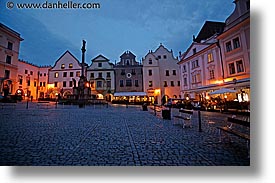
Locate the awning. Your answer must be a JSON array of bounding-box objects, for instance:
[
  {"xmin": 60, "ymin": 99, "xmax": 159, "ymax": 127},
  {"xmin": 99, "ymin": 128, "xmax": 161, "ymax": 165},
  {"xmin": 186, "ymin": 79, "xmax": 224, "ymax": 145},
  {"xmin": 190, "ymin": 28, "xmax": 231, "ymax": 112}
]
[{"xmin": 114, "ymin": 92, "xmax": 147, "ymax": 97}]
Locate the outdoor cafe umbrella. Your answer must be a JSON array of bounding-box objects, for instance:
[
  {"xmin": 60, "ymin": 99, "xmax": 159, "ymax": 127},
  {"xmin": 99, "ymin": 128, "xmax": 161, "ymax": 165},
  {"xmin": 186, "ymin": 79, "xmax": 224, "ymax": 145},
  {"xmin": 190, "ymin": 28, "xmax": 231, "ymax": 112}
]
[{"xmin": 209, "ymin": 88, "xmax": 237, "ymax": 95}]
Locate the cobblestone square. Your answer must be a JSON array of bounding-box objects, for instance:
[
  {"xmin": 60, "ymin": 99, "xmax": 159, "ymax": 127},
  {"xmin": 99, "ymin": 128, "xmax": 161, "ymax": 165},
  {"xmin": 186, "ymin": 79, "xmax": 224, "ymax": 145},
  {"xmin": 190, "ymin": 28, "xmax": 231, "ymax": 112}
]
[{"xmin": 0, "ymin": 102, "xmax": 250, "ymax": 166}]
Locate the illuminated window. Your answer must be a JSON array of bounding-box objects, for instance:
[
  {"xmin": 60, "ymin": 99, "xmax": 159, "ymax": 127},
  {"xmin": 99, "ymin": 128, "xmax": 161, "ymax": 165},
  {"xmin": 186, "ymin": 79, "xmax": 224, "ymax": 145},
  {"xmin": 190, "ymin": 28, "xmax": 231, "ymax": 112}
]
[
  {"xmin": 61, "ymin": 64, "xmax": 65, "ymax": 69},
  {"xmin": 149, "ymin": 81, "xmax": 153, "ymax": 87},
  {"xmin": 54, "ymin": 72, "xmax": 59, "ymax": 78},
  {"xmin": 69, "ymin": 63, "xmax": 73, "ymax": 68},
  {"xmin": 76, "ymin": 71, "xmax": 80, "ymax": 77},
  {"xmin": 207, "ymin": 53, "xmax": 214, "ymax": 63}
]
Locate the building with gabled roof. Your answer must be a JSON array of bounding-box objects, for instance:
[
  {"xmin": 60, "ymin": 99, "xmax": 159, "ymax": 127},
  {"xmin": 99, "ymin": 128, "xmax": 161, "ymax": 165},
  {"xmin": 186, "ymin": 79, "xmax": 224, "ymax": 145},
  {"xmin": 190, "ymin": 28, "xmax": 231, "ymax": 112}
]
[
  {"xmin": 142, "ymin": 43, "xmax": 180, "ymax": 105},
  {"xmin": 48, "ymin": 50, "xmax": 82, "ymax": 98},
  {"xmin": 87, "ymin": 54, "xmax": 115, "ymax": 101}
]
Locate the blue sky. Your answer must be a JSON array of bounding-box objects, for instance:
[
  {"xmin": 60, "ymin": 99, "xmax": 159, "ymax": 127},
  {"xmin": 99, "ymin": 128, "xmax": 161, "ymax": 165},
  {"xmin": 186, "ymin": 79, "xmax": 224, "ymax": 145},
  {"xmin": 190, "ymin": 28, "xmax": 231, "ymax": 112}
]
[{"xmin": 0, "ymin": 0, "xmax": 234, "ymax": 66}]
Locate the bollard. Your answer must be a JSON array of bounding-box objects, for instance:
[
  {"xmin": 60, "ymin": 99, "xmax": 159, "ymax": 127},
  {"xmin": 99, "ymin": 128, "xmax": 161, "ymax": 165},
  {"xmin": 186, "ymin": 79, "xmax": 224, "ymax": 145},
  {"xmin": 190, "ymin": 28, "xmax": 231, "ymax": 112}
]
[{"xmin": 198, "ymin": 110, "xmax": 202, "ymax": 132}]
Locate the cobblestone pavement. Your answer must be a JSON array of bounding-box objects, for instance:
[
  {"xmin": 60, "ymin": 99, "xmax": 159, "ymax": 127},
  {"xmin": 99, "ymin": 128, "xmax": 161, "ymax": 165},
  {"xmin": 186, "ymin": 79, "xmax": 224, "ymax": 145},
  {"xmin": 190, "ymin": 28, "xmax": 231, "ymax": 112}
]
[{"xmin": 0, "ymin": 102, "xmax": 250, "ymax": 166}]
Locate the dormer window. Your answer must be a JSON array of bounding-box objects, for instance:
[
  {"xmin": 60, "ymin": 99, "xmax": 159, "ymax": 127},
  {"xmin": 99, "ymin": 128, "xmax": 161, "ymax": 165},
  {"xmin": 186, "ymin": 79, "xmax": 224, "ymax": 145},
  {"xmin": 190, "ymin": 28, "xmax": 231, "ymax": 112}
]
[
  {"xmin": 98, "ymin": 62, "xmax": 102, "ymax": 67},
  {"xmin": 149, "ymin": 59, "xmax": 152, "ymax": 64},
  {"xmin": 69, "ymin": 63, "xmax": 73, "ymax": 68}
]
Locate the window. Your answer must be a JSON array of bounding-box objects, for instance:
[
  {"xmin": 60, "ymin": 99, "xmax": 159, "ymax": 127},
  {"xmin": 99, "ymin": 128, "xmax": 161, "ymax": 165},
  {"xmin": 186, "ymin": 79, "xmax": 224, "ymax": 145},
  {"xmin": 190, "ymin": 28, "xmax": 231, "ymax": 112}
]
[
  {"xmin": 90, "ymin": 73, "xmax": 94, "ymax": 78},
  {"xmin": 209, "ymin": 69, "xmax": 215, "ymax": 79},
  {"xmin": 163, "ymin": 55, "xmax": 167, "ymax": 59},
  {"xmin": 98, "ymin": 63, "xmax": 102, "ymax": 67},
  {"xmin": 44, "ymin": 73, "xmax": 46, "ymax": 76},
  {"xmin": 63, "ymin": 81, "xmax": 66, "ymax": 87},
  {"xmin": 149, "ymin": 59, "xmax": 152, "ymax": 64},
  {"xmin": 69, "ymin": 81, "xmax": 73, "ymax": 87},
  {"xmin": 171, "ymin": 81, "xmax": 174, "ymax": 87},
  {"xmin": 229, "ymin": 63, "xmax": 236, "ymax": 75},
  {"xmin": 158, "ymin": 55, "xmax": 161, "ymax": 59},
  {"xmin": 183, "ymin": 77, "xmax": 187, "ymax": 86},
  {"xmin": 69, "ymin": 63, "xmax": 73, "ymax": 68},
  {"xmin": 148, "ymin": 70, "xmax": 152, "ymax": 76},
  {"xmin": 106, "ymin": 81, "xmax": 111, "ymax": 88},
  {"xmin": 131, "ymin": 69, "xmax": 136, "ymax": 75},
  {"xmin": 135, "ymin": 80, "xmax": 139, "ymax": 87},
  {"xmin": 27, "ymin": 79, "xmax": 30, "ymax": 86},
  {"xmin": 54, "ymin": 72, "xmax": 59, "ymax": 78},
  {"xmin": 98, "ymin": 72, "xmax": 102, "ymax": 78},
  {"xmin": 192, "ymin": 60, "xmax": 199, "ymax": 69},
  {"xmin": 6, "ymin": 55, "xmax": 11, "ymax": 64},
  {"xmin": 107, "ymin": 72, "xmax": 111, "ymax": 78},
  {"xmin": 54, "ymin": 82, "xmax": 58, "ymax": 87},
  {"xmin": 165, "ymin": 70, "xmax": 169, "ymax": 76},
  {"xmin": 149, "ymin": 81, "xmax": 153, "ymax": 87},
  {"xmin": 172, "ymin": 70, "xmax": 176, "ymax": 75},
  {"xmin": 61, "ymin": 64, "xmax": 65, "ymax": 69},
  {"xmin": 76, "ymin": 71, "xmax": 81, "ymax": 77},
  {"xmin": 40, "ymin": 82, "xmax": 42, "ymax": 87},
  {"xmin": 121, "ymin": 69, "xmax": 125, "ymax": 75},
  {"xmin": 25, "ymin": 70, "xmax": 28, "ymax": 74},
  {"xmin": 120, "ymin": 80, "xmax": 124, "ymax": 87},
  {"xmin": 236, "ymin": 60, "xmax": 244, "ymax": 73},
  {"xmin": 226, "ymin": 41, "xmax": 232, "ymax": 52},
  {"xmin": 164, "ymin": 81, "xmax": 168, "ymax": 87},
  {"xmin": 193, "ymin": 48, "xmax": 196, "ymax": 55},
  {"xmin": 97, "ymin": 81, "xmax": 102, "ymax": 88},
  {"xmin": 40, "ymin": 73, "xmax": 42, "ymax": 77},
  {"xmin": 7, "ymin": 42, "xmax": 13, "ymax": 50},
  {"xmin": 43, "ymin": 82, "xmax": 46, "ymax": 87},
  {"xmin": 191, "ymin": 71, "xmax": 201, "ymax": 83},
  {"xmin": 126, "ymin": 79, "xmax": 132, "ymax": 87},
  {"xmin": 30, "ymin": 71, "xmax": 33, "ymax": 75},
  {"xmin": 18, "ymin": 75, "xmax": 23, "ymax": 85},
  {"xmin": 63, "ymin": 72, "xmax": 67, "ymax": 77},
  {"xmin": 126, "ymin": 59, "xmax": 130, "ymax": 65},
  {"xmin": 183, "ymin": 65, "xmax": 187, "ymax": 72},
  {"xmin": 70, "ymin": 72, "xmax": 74, "ymax": 77},
  {"xmin": 34, "ymin": 81, "xmax": 37, "ymax": 87},
  {"xmin": 4, "ymin": 70, "xmax": 10, "ymax": 79},
  {"xmin": 177, "ymin": 81, "xmax": 180, "ymax": 86},
  {"xmin": 207, "ymin": 53, "xmax": 214, "ymax": 63},
  {"xmin": 233, "ymin": 37, "xmax": 240, "ymax": 49}
]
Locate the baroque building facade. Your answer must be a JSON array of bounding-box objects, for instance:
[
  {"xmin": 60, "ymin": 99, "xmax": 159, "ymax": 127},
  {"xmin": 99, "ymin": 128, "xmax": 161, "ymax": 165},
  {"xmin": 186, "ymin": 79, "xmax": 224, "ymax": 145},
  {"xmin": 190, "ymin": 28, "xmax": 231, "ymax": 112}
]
[
  {"xmin": 142, "ymin": 44, "xmax": 180, "ymax": 105},
  {"xmin": 87, "ymin": 54, "xmax": 115, "ymax": 101},
  {"xmin": 178, "ymin": 0, "xmax": 250, "ymax": 104},
  {"xmin": 0, "ymin": 23, "xmax": 23, "ymax": 96},
  {"xmin": 48, "ymin": 50, "xmax": 82, "ymax": 98}
]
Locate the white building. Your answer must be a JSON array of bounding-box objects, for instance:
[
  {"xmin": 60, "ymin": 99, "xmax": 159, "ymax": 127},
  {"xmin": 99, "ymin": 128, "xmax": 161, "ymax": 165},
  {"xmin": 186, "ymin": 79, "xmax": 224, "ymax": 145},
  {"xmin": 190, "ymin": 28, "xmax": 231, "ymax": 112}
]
[
  {"xmin": 142, "ymin": 44, "xmax": 180, "ymax": 105},
  {"xmin": 0, "ymin": 23, "xmax": 23, "ymax": 96},
  {"xmin": 87, "ymin": 54, "xmax": 115, "ymax": 101},
  {"xmin": 48, "ymin": 50, "xmax": 82, "ymax": 98}
]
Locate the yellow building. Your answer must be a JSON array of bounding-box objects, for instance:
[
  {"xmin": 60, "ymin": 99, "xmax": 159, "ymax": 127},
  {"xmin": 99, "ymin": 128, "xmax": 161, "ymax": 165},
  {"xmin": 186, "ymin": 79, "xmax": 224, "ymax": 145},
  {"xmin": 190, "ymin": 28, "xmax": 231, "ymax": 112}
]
[{"xmin": 0, "ymin": 23, "xmax": 23, "ymax": 96}]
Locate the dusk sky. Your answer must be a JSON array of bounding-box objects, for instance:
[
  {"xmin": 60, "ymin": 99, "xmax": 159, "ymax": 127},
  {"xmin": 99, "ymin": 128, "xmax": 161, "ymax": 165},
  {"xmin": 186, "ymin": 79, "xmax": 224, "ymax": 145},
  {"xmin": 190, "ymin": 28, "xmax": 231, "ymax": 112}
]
[{"xmin": 0, "ymin": 0, "xmax": 235, "ymax": 66}]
